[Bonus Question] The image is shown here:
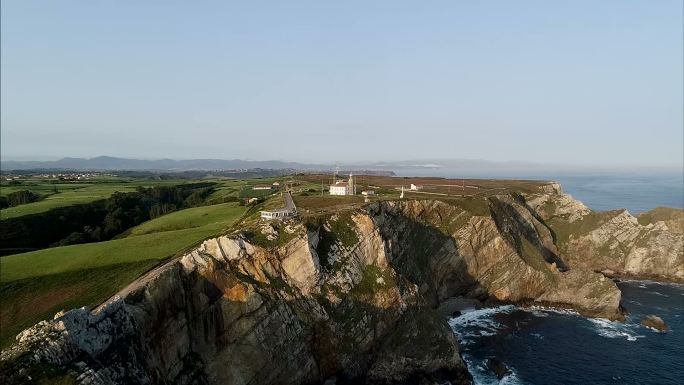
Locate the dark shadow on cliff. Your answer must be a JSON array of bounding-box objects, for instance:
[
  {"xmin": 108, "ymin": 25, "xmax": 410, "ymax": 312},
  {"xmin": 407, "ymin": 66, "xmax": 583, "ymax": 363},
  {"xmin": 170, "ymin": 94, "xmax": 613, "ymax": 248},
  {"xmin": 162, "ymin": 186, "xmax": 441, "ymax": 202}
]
[
  {"xmin": 488, "ymin": 195, "xmax": 568, "ymax": 271},
  {"xmin": 367, "ymin": 202, "xmax": 488, "ymax": 307}
]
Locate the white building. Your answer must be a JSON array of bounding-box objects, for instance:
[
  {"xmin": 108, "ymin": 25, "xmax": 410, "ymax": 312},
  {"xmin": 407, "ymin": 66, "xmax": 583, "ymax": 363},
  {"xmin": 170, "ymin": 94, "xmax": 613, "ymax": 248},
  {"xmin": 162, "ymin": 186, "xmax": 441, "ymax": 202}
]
[
  {"xmin": 260, "ymin": 192, "xmax": 297, "ymax": 220},
  {"xmin": 330, "ymin": 174, "xmax": 356, "ymax": 196},
  {"xmin": 260, "ymin": 208, "xmax": 296, "ymax": 220},
  {"xmin": 253, "ymin": 185, "xmax": 273, "ymax": 190},
  {"xmin": 361, "ymin": 190, "xmax": 375, "ymax": 196},
  {"xmin": 410, "ymin": 183, "xmax": 423, "ymax": 191}
]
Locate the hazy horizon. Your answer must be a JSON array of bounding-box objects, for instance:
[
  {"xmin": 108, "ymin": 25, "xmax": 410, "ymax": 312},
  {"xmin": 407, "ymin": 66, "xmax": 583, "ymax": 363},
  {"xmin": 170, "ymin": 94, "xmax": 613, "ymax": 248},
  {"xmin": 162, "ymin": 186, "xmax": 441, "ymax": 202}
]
[
  {"xmin": 2, "ymin": 1, "xmax": 683, "ymax": 165},
  {"xmin": 2, "ymin": 154, "xmax": 683, "ymax": 173}
]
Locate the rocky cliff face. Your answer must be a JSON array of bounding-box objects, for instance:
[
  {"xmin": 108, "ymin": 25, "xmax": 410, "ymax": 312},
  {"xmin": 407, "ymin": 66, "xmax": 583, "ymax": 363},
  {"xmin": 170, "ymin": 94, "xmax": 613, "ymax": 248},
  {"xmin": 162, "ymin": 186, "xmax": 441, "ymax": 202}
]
[
  {"xmin": 2, "ymin": 191, "xmax": 682, "ymax": 385},
  {"xmin": 368, "ymin": 198, "xmax": 622, "ymax": 319},
  {"xmin": 1, "ymin": 217, "xmax": 471, "ymax": 385},
  {"xmin": 526, "ymin": 193, "xmax": 684, "ymax": 282}
]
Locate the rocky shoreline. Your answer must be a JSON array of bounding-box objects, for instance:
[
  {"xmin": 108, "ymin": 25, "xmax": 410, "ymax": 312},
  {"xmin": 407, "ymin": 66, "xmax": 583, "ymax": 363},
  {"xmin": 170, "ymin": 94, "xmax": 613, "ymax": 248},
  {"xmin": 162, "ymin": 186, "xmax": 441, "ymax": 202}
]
[{"xmin": 1, "ymin": 189, "xmax": 681, "ymax": 384}]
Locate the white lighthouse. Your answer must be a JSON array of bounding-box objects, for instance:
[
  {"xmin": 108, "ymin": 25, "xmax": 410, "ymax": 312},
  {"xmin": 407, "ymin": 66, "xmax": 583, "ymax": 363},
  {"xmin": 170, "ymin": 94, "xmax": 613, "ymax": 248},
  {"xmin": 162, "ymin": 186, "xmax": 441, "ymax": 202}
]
[{"xmin": 348, "ymin": 173, "xmax": 356, "ymax": 195}]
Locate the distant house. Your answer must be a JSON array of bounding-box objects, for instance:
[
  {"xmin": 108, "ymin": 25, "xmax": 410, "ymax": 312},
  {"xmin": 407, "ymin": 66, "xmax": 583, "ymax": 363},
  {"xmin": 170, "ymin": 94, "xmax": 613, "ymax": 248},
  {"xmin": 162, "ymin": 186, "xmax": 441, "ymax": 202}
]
[
  {"xmin": 410, "ymin": 183, "xmax": 423, "ymax": 191},
  {"xmin": 361, "ymin": 190, "xmax": 375, "ymax": 196},
  {"xmin": 330, "ymin": 174, "xmax": 356, "ymax": 196},
  {"xmin": 271, "ymin": 182, "xmax": 281, "ymax": 189},
  {"xmin": 252, "ymin": 185, "xmax": 273, "ymax": 190},
  {"xmin": 330, "ymin": 181, "xmax": 349, "ymax": 196}
]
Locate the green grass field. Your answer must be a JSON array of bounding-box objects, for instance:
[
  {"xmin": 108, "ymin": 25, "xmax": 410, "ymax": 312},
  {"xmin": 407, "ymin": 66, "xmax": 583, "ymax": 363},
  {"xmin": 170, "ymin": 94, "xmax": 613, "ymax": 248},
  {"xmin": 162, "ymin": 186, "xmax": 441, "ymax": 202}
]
[
  {"xmin": 0, "ymin": 202, "xmax": 246, "ymax": 347},
  {"xmin": 126, "ymin": 202, "xmax": 246, "ymax": 236}
]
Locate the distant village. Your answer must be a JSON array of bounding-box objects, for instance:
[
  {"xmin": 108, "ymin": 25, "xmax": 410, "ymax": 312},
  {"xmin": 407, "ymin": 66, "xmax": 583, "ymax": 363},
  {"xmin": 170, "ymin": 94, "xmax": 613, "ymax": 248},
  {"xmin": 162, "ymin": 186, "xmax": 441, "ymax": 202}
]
[{"xmin": 2, "ymin": 172, "xmax": 111, "ymax": 182}]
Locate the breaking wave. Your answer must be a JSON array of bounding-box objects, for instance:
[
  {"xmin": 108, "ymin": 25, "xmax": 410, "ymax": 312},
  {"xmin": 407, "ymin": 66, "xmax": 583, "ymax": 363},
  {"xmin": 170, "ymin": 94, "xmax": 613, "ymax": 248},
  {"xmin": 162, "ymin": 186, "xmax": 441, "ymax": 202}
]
[{"xmin": 587, "ymin": 318, "xmax": 644, "ymax": 341}]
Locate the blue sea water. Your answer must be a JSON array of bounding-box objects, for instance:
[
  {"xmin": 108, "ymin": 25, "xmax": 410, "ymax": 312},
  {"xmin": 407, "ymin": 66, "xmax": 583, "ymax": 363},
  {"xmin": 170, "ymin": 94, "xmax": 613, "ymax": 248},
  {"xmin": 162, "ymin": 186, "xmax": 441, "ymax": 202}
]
[
  {"xmin": 553, "ymin": 174, "xmax": 684, "ymax": 214},
  {"xmin": 449, "ymin": 281, "xmax": 684, "ymax": 385}
]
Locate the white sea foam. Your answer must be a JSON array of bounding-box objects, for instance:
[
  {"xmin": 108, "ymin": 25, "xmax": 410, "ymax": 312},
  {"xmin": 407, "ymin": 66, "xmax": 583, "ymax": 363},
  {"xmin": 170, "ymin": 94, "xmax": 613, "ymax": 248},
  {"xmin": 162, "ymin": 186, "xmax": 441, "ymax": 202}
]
[
  {"xmin": 588, "ymin": 318, "xmax": 643, "ymax": 341},
  {"xmin": 525, "ymin": 305, "xmax": 580, "ymax": 316},
  {"xmin": 620, "ymin": 279, "xmax": 684, "ymax": 289},
  {"xmin": 463, "ymin": 354, "xmax": 526, "ymax": 385},
  {"xmin": 449, "ymin": 305, "xmax": 516, "ymax": 331}
]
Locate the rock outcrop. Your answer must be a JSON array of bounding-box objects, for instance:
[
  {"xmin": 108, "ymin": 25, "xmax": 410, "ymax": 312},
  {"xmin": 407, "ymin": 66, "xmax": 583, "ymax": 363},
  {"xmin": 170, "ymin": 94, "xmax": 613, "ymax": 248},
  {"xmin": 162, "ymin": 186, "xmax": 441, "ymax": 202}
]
[
  {"xmin": 640, "ymin": 315, "xmax": 668, "ymax": 332},
  {"xmin": 2, "ymin": 190, "xmax": 682, "ymax": 385},
  {"xmin": 526, "ymin": 194, "xmax": 684, "ymax": 282}
]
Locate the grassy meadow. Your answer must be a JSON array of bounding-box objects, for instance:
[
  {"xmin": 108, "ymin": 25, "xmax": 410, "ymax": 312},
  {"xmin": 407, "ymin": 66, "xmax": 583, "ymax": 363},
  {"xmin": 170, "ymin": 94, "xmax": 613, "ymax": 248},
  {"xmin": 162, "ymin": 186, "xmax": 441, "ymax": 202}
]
[{"xmin": 0, "ymin": 201, "xmax": 247, "ymax": 347}]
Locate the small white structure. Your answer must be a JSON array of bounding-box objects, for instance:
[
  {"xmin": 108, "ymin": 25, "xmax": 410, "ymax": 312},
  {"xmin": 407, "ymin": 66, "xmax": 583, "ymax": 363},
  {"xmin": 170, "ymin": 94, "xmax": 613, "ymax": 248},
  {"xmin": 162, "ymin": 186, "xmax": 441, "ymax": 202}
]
[
  {"xmin": 260, "ymin": 192, "xmax": 297, "ymax": 220},
  {"xmin": 253, "ymin": 185, "xmax": 273, "ymax": 190},
  {"xmin": 260, "ymin": 208, "xmax": 296, "ymax": 220},
  {"xmin": 329, "ymin": 174, "xmax": 357, "ymax": 196},
  {"xmin": 361, "ymin": 190, "xmax": 375, "ymax": 196},
  {"xmin": 400, "ymin": 186, "xmax": 405, "ymax": 199},
  {"xmin": 410, "ymin": 183, "xmax": 423, "ymax": 191}
]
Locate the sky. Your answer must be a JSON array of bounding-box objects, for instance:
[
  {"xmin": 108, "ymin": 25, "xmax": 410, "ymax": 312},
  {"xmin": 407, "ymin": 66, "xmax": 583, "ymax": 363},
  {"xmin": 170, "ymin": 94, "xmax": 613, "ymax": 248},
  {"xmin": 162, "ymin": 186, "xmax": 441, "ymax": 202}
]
[{"xmin": 1, "ymin": 0, "xmax": 683, "ymax": 166}]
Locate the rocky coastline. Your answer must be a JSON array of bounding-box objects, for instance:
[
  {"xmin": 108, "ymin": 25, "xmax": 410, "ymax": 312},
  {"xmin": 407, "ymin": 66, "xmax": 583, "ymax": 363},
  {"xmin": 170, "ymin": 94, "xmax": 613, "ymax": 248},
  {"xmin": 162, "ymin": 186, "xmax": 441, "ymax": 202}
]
[{"xmin": 1, "ymin": 187, "xmax": 682, "ymax": 384}]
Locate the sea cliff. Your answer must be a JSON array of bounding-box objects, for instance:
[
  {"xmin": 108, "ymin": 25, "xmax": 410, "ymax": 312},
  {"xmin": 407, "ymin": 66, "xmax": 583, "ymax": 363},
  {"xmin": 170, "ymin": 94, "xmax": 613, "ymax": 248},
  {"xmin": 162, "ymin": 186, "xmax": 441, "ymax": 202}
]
[{"xmin": 2, "ymin": 188, "xmax": 682, "ymax": 384}]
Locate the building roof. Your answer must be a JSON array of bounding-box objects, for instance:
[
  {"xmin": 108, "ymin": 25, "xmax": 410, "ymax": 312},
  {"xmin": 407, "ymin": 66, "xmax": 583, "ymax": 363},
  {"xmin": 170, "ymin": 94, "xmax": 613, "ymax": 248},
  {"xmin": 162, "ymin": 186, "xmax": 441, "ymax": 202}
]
[
  {"xmin": 261, "ymin": 208, "xmax": 294, "ymax": 214},
  {"xmin": 332, "ymin": 181, "xmax": 349, "ymax": 187}
]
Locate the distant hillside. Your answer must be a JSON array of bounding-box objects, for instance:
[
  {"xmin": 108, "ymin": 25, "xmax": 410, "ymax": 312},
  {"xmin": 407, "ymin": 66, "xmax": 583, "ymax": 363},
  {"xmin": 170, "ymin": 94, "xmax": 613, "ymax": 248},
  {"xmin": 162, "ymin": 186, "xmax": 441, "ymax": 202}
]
[{"xmin": 1, "ymin": 156, "xmax": 322, "ymax": 171}]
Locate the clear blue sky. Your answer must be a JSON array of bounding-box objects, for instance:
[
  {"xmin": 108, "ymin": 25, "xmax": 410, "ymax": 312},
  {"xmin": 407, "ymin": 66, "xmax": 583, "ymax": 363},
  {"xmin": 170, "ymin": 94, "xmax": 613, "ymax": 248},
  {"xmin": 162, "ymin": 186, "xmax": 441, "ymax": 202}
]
[{"xmin": 1, "ymin": 0, "xmax": 682, "ymax": 166}]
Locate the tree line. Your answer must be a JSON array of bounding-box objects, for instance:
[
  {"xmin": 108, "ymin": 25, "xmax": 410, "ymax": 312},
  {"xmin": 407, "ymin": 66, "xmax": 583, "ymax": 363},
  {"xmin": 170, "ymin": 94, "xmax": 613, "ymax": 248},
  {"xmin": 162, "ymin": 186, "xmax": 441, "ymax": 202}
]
[
  {"xmin": 0, "ymin": 190, "xmax": 42, "ymax": 209},
  {"xmin": 0, "ymin": 182, "xmax": 216, "ymax": 256}
]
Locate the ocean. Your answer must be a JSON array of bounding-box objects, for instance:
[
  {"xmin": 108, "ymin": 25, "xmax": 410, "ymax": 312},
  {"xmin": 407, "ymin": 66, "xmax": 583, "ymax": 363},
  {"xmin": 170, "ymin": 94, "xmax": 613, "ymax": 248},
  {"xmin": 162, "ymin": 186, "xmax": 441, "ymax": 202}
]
[
  {"xmin": 390, "ymin": 170, "xmax": 684, "ymax": 384},
  {"xmin": 449, "ymin": 281, "xmax": 684, "ymax": 385}
]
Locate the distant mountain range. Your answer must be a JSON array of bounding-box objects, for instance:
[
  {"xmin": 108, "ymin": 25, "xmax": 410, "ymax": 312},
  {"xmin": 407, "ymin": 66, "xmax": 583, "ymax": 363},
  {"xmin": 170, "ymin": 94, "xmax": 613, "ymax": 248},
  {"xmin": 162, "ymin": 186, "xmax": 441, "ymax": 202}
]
[
  {"xmin": 2, "ymin": 156, "xmax": 677, "ymax": 175},
  {"xmin": 1, "ymin": 156, "xmax": 325, "ymax": 171},
  {"xmin": 3, "ymin": 156, "xmax": 517, "ymax": 172}
]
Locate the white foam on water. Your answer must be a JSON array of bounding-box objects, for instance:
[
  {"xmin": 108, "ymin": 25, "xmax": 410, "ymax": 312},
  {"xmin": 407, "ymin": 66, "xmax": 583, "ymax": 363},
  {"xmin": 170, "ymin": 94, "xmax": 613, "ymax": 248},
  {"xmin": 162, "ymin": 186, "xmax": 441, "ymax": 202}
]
[
  {"xmin": 588, "ymin": 318, "xmax": 643, "ymax": 341},
  {"xmin": 500, "ymin": 372, "xmax": 525, "ymax": 385},
  {"xmin": 449, "ymin": 305, "xmax": 516, "ymax": 333},
  {"xmin": 463, "ymin": 354, "xmax": 526, "ymax": 385},
  {"xmin": 620, "ymin": 279, "xmax": 684, "ymax": 289},
  {"xmin": 525, "ymin": 305, "xmax": 580, "ymax": 316}
]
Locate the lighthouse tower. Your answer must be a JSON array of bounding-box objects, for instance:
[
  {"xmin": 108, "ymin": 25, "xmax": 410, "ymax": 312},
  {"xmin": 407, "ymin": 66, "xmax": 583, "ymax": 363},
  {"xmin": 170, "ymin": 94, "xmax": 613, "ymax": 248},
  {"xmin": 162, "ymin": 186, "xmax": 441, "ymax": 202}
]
[{"xmin": 348, "ymin": 173, "xmax": 356, "ymax": 195}]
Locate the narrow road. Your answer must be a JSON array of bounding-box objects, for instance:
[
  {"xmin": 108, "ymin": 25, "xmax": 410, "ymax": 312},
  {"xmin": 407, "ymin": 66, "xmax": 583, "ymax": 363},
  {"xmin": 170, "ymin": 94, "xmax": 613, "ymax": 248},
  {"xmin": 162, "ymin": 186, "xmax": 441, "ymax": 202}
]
[{"xmin": 284, "ymin": 192, "xmax": 297, "ymax": 212}]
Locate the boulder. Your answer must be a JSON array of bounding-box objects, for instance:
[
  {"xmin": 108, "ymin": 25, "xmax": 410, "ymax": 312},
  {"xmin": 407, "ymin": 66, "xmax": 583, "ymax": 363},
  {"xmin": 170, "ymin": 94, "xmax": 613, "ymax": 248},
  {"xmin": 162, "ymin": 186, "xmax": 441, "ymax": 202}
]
[
  {"xmin": 486, "ymin": 357, "xmax": 511, "ymax": 380},
  {"xmin": 641, "ymin": 315, "xmax": 668, "ymax": 332}
]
